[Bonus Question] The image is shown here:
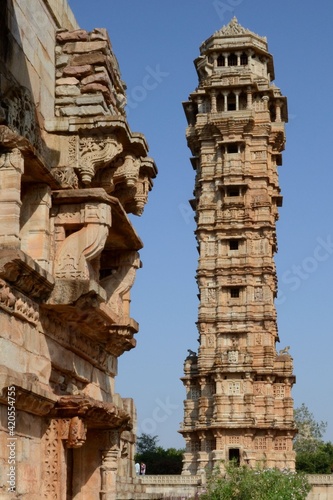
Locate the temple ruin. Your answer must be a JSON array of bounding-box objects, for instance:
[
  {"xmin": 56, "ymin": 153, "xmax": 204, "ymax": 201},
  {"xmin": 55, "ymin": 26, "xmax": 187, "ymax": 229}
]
[
  {"xmin": 180, "ymin": 17, "xmax": 297, "ymax": 474},
  {"xmin": 0, "ymin": 1, "xmax": 156, "ymax": 498}
]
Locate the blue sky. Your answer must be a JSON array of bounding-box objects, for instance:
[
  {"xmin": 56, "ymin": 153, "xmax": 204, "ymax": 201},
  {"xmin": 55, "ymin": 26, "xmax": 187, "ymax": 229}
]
[{"xmin": 68, "ymin": 0, "xmax": 333, "ymax": 449}]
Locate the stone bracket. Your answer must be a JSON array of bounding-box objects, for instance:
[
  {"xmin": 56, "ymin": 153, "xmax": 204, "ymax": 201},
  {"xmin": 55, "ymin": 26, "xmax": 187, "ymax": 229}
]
[
  {"xmin": 0, "ymin": 369, "xmax": 57, "ymax": 416},
  {"xmin": 0, "ymin": 249, "xmax": 55, "ymax": 301},
  {"xmin": 52, "ymin": 395, "xmax": 132, "ymax": 431}
]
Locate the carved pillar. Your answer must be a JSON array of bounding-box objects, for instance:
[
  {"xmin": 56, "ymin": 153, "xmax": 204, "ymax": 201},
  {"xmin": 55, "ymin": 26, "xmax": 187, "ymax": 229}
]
[
  {"xmin": 234, "ymin": 90, "xmax": 241, "ymax": 111},
  {"xmin": 275, "ymin": 100, "xmax": 282, "ymax": 122},
  {"xmin": 20, "ymin": 184, "xmax": 52, "ymax": 271},
  {"xmin": 246, "ymin": 87, "xmax": 253, "ymax": 110},
  {"xmin": 0, "ymin": 148, "xmax": 24, "ymax": 246},
  {"xmin": 100, "ymin": 431, "xmax": 120, "ymax": 500},
  {"xmin": 197, "ymin": 96, "xmax": 203, "ymax": 114},
  {"xmin": 223, "ymin": 92, "xmax": 228, "ymax": 112},
  {"xmin": 210, "ymin": 90, "xmax": 217, "ymax": 113}
]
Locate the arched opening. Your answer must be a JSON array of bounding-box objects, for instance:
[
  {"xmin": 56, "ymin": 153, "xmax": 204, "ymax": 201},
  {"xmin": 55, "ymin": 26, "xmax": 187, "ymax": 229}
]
[
  {"xmin": 216, "ymin": 94, "xmax": 224, "ymax": 112},
  {"xmin": 240, "ymin": 52, "xmax": 248, "ymax": 65},
  {"xmin": 217, "ymin": 54, "xmax": 225, "ymax": 66},
  {"xmin": 228, "ymin": 53, "xmax": 237, "ymax": 66},
  {"xmin": 227, "ymin": 92, "xmax": 236, "ymax": 111},
  {"xmin": 239, "ymin": 92, "xmax": 247, "ymax": 110}
]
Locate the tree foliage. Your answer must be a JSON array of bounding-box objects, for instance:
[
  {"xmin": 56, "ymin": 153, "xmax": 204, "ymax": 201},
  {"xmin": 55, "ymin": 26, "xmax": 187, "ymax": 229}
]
[
  {"xmin": 200, "ymin": 461, "xmax": 311, "ymax": 500},
  {"xmin": 293, "ymin": 404, "xmax": 333, "ymax": 473},
  {"xmin": 136, "ymin": 433, "xmax": 159, "ymax": 454},
  {"xmin": 135, "ymin": 434, "xmax": 184, "ymax": 475},
  {"xmin": 296, "ymin": 441, "xmax": 333, "ymax": 474},
  {"xmin": 294, "ymin": 403, "xmax": 327, "ymax": 454}
]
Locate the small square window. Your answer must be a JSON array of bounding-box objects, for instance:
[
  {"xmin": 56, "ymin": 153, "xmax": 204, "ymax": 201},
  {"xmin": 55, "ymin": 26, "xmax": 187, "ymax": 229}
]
[
  {"xmin": 227, "ymin": 187, "xmax": 240, "ymax": 197},
  {"xmin": 230, "ymin": 288, "xmax": 240, "ymax": 298},
  {"xmin": 229, "ymin": 240, "xmax": 239, "ymax": 251},
  {"xmin": 227, "ymin": 143, "xmax": 238, "ymax": 154}
]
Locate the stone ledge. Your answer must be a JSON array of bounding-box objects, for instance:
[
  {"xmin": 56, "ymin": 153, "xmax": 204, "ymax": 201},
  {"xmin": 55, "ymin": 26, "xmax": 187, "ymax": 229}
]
[
  {"xmin": 139, "ymin": 474, "xmax": 202, "ymax": 485},
  {"xmin": 0, "ymin": 249, "xmax": 55, "ymax": 301},
  {"xmin": 308, "ymin": 474, "xmax": 333, "ymax": 484},
  {"xmin": 0, "ymin": 367, "xmax": 57, "ymax": 416}
]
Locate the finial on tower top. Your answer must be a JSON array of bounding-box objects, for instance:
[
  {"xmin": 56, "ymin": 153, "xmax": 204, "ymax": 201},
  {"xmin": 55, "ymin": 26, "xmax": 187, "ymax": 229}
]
[{"xmin": 216, "ymin": 17, "xmax": 266, "ymax": 41}]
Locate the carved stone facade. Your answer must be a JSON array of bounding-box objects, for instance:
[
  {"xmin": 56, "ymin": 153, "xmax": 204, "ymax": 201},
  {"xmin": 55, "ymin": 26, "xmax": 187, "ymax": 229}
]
[
  {"xmin": 0, "ymin": 1, "xmax": 156, "ymax": 498},
  {"xmin": 180, "ymin": 18, "xmax": 296, "ymax": 474}
]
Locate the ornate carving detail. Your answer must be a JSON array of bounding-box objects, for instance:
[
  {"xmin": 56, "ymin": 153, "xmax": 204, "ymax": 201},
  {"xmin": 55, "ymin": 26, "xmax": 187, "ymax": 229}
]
[
  {"xmin": 106, "ymin": 322, "xmax": 138, "ymax": 357},
  {"xmin": 1, "ymin": 85, "xmax": 41, "ymax": 151},
  {"xmin": 0, "ymin": 272, "xmax": 40, "ymax": 327},
  {"xmin": 52, "ymin": 395, "xmax": 132, "ymax": 430},
  {"xmin": 0, "ymin": 279, "xmax": 16, "ymax": 308},
  {"xmin": 41, "ymin": 310, "xmax": 112, "ymax": 371},
  {"xmin": 0, "ymin": 384, "xmax": 55, "ymax": 416},
  {"xmin": 254, "ymin": 383, "xmax": 265, "ymax": 396},
  {"xmin": 0, "ymin": 147, "xmax": 24, "ymax": 171},
  {"xmin": 132, "ymin": 176, "xmax": 150, "ymax": 215},
  {"xmin": 273, "ymin": 384, "xmax": 285, "ymax": 399},
  {"xmin": 101, "ymin": 251, "xmax": 140, "ymax": 320},
  {"xmin": 68, "ymin": 135, "xmax": 77, "ymax": 165},
  {"xmin": 228, "ymin": 350, "xmax": 238, "ymax": 363},
  {"xmin": 54, "ymin": 202, "xmax": 111, "ymax": 280},
  {"xmin": 113, "ymin": 154, "xmax": 140, "ymax": 188},
  {"xmin": 43, "ymin": 419, "xmax": 61, "ymax": 499},
  {"xmin": 0, "ymin": 250, "xmax": 54, "ymax": 301},
  {"xmin": 15, "ymin": 296, "xmax": 39, "ymax": 324},
  {"xmin": 78, "ymin": 136, "xmax": 123, "ymax": 185},
  {"xmin": 52, "ymin": 167, "xmax": 79, "ymax": 189},
  {"xmin": 59, "ymin": 416, "xmax": 87, "ymax": 448},
  {"xmin": 100, "ymin": 432, "xmax": 121, "ymax": 497}
]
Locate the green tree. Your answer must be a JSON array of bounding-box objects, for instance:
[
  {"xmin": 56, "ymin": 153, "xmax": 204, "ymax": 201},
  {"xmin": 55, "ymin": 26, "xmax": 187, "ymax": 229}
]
[
  {"xmin": 136, "ymin": 433, "xmax": 159, "ymax": 454},
  {"xmin": 296, "ymin": 441, "xmax": 333, "ymax": 473},
  {"xmin": 135, "ymin": 434, "xmax": 184, "ymax": 474},
  {"xmin": 200, "ymin": 461, "xmax": 311, "ymax": 500},
  {"xmin": 293, "ymin": 403, "xmax": 333, "ymax": 473},
  {"xmin": 294, "ymin": 403, "xmax": 327, "ymax": 454}
]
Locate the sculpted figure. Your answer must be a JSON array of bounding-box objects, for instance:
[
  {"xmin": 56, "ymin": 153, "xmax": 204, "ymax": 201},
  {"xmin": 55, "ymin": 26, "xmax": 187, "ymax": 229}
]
[{"xmin": 101, "ymin": 251, "xmax": 141, "ymax": 320}]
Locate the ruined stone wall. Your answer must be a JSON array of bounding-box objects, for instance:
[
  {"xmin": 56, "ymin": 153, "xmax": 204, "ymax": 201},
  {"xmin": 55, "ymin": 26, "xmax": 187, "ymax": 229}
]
[{"xmin": 0, "ymin": 1, "xmax": 156, "ymax": 498}]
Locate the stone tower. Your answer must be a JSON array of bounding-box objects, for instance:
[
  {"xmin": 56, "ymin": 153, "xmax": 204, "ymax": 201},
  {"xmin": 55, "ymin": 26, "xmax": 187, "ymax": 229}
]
[{"xmin": 180, "ymin": 18, "xmax": 296, "ymax": 474}]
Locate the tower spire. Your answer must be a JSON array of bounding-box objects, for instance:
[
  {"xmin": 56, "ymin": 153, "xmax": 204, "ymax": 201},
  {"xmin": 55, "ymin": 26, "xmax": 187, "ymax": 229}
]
[{"xmin": 180, "ymin": 22, "xmax": 295, "ymax": 475}]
